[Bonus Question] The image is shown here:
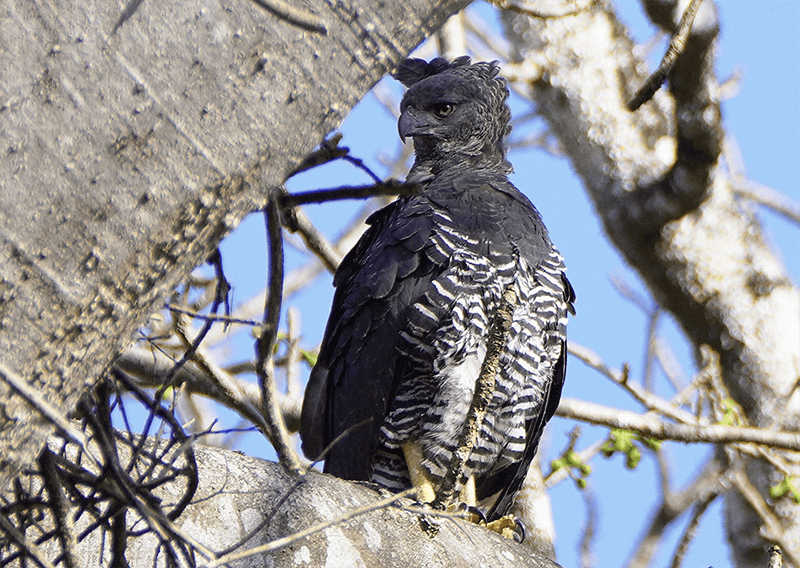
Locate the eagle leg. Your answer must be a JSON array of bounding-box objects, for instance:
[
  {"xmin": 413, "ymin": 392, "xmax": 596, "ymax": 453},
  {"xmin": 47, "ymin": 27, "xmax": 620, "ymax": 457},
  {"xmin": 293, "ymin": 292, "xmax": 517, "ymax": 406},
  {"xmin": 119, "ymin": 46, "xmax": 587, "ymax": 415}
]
[{"xmin": 401, "ymin": 440, "xmax": 437, "ymax": 504}]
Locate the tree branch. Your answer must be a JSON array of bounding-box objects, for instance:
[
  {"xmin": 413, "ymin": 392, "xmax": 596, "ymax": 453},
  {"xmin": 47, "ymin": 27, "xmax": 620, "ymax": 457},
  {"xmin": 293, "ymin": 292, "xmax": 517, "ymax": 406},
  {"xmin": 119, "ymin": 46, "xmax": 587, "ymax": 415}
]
[
  {"xmin": 556, "ymin": 397, "xmax": 800, "ymax": 451},
  {"xmin": 628, "ymin": 0, "xmax": 705, "ymax": 111},
  {"xmin": 257, "ymin": 199, "xmax": 302, "ymax": 474},
  {"xmin": 279, "ymin": 180, "xmax": 416, "ymax": 207}
]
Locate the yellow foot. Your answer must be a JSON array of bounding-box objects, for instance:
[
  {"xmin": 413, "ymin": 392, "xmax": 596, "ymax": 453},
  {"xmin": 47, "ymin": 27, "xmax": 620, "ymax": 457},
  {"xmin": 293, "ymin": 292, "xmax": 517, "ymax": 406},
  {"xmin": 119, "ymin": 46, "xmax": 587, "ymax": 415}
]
[{"xmin": 486, "ymin": 515, "xmax": 524, "ymax": 542}]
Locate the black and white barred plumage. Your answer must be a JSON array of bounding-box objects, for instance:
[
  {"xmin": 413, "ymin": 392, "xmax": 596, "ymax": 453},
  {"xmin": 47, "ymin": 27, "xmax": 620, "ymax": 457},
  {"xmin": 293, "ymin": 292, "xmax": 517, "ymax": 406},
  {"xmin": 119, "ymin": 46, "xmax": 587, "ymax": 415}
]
[{"xmin": 300, "ymin": 56, "xmax": 575, "ymax": 522}]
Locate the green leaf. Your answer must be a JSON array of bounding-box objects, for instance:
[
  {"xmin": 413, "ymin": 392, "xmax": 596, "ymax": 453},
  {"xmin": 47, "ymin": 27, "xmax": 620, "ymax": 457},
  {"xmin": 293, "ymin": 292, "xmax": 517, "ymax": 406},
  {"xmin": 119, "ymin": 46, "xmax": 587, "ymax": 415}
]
[
  {"xmin": 302, "ymin": 350, "xmax": 318, "ymax": 367},
  {"xmin": 770, "ymin": 476, "xmax": 800, "ymax": 503},
  {"xmin": 601, "ymin": 428, "xmax": 659, "ymax": 470}
]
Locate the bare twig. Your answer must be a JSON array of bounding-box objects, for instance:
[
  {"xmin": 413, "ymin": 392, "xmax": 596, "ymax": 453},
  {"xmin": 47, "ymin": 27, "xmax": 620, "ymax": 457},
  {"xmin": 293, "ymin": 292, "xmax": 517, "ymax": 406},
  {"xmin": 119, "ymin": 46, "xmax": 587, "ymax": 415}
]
[
  {"xmin": 200, "ymin": 488, "xmax": 417, "ymax": 568},
  {"xmin": 285, "ymin": 307, "xmax": 304, "ymax": 399},
  {"xmin": 628, "ymin": 0, "xmax": 705, "ymax": 110},
  {"xmin": 164, "ymin": 249, "xmax": 230, "ymax": 385},
  {"xmin": 0, "ymin": 362, "xmax": 101, "ymax": 468},
  {"xmin": 667, "ymin": 489, "xmax": 719, "ymax": 568},
  {"xmin": 733, "ymin": 470, "xmax": 800, "ymax": 568},
  {"xmin": 579, "ymin": 486, "xmax": 597, "ymax": 568},
  {"xmin": 0, "ymin": 513, "xmax": 58, "ymax": 568},
  {"xmin": 643, "ymin": 308, "xmax": 661, "ymax": 392},
  {"xmin": 568, "ymin": 342, "xmax": 696, "ymax": 425},
  {"xmin": 165, "ymin": 304, "xmax": 260, "ymax": 327},
  {"xmin": 280, "ymin": 180, "xmax": 415, "ymax": 207},
  {"xmin": 556, "ymin": 397, "xmax": 800, "ymax": 451},
  {"xmin": 115, "ymin": 345, "xmax": 293, "ymax": 434},
  {"xmin": 463, "ymin": 9, "xmax": 511, "ymax": 61},
  {"xmin": 290, "ymin": 133, "xmax": 348, "ymax": 175},
  {"xmin": 282, "ymin": 205, "xmax": 343, "ymax": 273},
  {"xmin": 544, "ymin": 439, "xmax": 605, "ymax": 488},
  {"xmin": 626, "ymin": 455, "xmax": 727, "ymax": 568},
  {"xmin": 38, "ymin": 450, "xmax": 81, "ymax": 568},
  {"xmin": 247, "ymin": 0, "xmax": 327, "ymax": 34},
  {"xmin": 735, "ymin": 181, "xmax": 800, "ymax": 225},
  {"xmin": 257, "ymin": 197, "xmax": 302, "ymax": 474}
]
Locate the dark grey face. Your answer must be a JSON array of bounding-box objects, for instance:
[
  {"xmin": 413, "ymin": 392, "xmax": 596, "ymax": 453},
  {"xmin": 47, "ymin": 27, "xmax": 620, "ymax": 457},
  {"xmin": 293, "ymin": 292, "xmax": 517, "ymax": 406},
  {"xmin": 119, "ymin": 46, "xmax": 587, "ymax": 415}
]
[
  {"xmin": 398, "ymin": 74, "xmax": 483, "ymax": 140},
  {"xmin": 398, "ymin": 71, "xmax": 508, "ymax": 161}
]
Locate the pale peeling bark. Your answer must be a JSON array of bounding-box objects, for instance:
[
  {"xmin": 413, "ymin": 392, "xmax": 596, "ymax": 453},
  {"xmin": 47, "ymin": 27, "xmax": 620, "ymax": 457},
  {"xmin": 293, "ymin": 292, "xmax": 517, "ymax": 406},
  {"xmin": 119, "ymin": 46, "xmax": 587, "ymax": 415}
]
[
  {"xmin": 0, "ymin": 0, "xmax": 470, "ymax": 491},
  {"xmin": 501, "ymin": 1, "xmax": 800, "ymax": 566}
]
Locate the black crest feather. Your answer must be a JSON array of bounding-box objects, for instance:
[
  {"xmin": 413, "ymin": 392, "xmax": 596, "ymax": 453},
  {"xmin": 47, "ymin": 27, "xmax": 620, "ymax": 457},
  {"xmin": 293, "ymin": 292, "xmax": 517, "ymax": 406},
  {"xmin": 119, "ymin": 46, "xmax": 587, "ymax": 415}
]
[{"xmin": 393, "ymin": 55, "xmax": 473, "ymax": 87}]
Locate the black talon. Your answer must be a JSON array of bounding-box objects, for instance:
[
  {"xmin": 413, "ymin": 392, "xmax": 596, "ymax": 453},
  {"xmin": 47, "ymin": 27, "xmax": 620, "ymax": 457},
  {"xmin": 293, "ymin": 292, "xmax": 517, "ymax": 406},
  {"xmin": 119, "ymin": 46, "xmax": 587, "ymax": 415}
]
[
  {"xmin": 512, "ymin": 518, "xmax": 526, "ymax": 543},
  {"xmin": 457, "ymin": 502, "xmax": 487, "ymax": 524}
]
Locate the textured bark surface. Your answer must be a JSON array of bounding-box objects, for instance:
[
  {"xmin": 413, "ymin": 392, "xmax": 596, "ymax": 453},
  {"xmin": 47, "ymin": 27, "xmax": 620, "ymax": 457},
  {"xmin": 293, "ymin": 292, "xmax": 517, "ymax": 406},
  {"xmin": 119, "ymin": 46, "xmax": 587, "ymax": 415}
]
[
  {"xmin": 18, "ymin": 441, "xmax": 561, "ymax": 568},
  {"xmin": 501, "ymin": 1, "xmax": 800, "ymax": 566},
  {"xmin": 0, "ymin": 0, "xmax": 469, "ymax": 491}
]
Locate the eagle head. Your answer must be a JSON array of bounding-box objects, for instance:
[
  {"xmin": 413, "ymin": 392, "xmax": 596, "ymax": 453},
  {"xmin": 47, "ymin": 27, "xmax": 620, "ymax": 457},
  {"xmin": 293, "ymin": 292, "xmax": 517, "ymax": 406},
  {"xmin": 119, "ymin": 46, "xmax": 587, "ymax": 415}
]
[{"xmin": 394, "ymin": 56, "xmax": 512, "ymax": 171}]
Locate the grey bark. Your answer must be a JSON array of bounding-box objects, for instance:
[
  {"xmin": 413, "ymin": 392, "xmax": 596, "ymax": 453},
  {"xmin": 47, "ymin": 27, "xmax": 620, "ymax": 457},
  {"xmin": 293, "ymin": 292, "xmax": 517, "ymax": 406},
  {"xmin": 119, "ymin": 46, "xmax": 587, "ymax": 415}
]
[
  {"xmin": 0, "ymin": 0, "xmax": 469, "ymax": 491},
  {"xmin": 8, "ymin": 440, "xmax": 560, "ymax": 568},
  {"xmin": 501, "ymin": 1, "xmax": 799, "ymax": 567}
]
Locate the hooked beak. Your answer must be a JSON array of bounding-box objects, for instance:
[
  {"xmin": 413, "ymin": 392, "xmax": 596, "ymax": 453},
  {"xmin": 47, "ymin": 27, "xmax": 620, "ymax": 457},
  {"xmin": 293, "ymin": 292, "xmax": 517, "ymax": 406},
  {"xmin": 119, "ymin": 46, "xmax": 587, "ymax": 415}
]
[{"xmin": 398, "ymin": 108, "xmax": 434, "ymax": 143}]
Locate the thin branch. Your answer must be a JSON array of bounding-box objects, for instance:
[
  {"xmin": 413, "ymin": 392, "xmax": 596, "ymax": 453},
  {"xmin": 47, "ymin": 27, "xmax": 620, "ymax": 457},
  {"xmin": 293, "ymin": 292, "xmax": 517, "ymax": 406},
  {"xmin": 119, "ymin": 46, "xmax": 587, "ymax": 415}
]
[
  {"xmin": 568, "ymin": 342, "xmax": 697, "ymax": 425},
  {"xmin": 247, "ymin": 0, "xmax": 327, "ymax": 34},
  {"xmin": 609, "ymin": 274, "xmax": 651, "ymax": 313},
  {"xmin": 116, "ymin": 346, "xmax": 285, "ymax": 434},
  {"xmin": 282, "ymin": 204, "xmax": 342, "ymax": 273},
  {"xmin": 733, "ymin": 470, "xmax": 800, "ymax": 568},
  {"xmin": 289, "ymin": 133, "xmax": 348, "ymax": 176},
  {"xmin": 285, "ymin": 306, "xmax": 303, "ymax": 399},
  {"xmin": 643, "ymin": 308, "xmax": 661, "ymax": 392},
  {"xmin": 625, "ymin": 455, "xmax": 727, "ymax": 568},
  {"xmin": 544, "ymin": 439, "xmax": 605, "ymax": 489},
  {"xmin": 556, "ymin": 397, "xmax": 800, "ymax": 451},
  {"xmin": 433, "ymin": 286, "xmax": 517, "ymax": 509},
  {"xmin": 279, "ymin": 180, "xmax": 415, "ymax": 207},
  {"xmin": 200, "ymin": 199, "xmax": 376, "ymax": 348},
  {"xmin": 341, "ymin": 155, "xmax": 384, "ymax": 184},
  {"xmin": 579, "ymin": 485, "xmax": 597, "ymax": 568},
  {"xmin": 290, "ymin": 134, "xmax": 383, "ymax": 183},
  {"xmin": 463, "ymin": 9, "xmax": 511, "ymax": 61},
  {"xmin": 653, "ymin": 336, "xmax": 686, "ymax": 393},
  {"xmin": 200, "ymin": 488, "xmax": 417, "ymax": 568},
  {"xmin": 164, "ymin": 304, "xmax": 260, "ymax": 327},
  {"xmin": 257, "ymin": 197, "xmax": 302, "ymax": 474},
  {"xmin": 734, "ymin": 181, "xmax": 800, "ymax": 225},
  {"xmin": 164, "ymin": 249, "xmax": 230, "ymax": 386},
  {"xmin": 0, "ymin": 362, "xmax": 101, "ymax": 469},
  {"xmin": 0, "ymin": 513, "xmax": 58, "ymax": 568},
  {"xmin": 667, "ymin": 490, "xmax": 719, "ymax": 568},
  {"xmin": 38, "ymin": 450, "xmax": 81, "ymax": 568},
  {"xmin": 628, "ymin": 0, "xmax": 705, "ymax": 110}
]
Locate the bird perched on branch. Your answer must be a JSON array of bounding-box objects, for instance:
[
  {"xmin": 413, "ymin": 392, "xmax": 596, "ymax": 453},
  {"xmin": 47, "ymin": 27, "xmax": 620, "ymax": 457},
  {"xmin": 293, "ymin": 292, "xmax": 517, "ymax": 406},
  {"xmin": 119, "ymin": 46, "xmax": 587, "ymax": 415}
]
[{"xmin": 300, "ymin": 56, "xmax": 574, "ymax": 534}]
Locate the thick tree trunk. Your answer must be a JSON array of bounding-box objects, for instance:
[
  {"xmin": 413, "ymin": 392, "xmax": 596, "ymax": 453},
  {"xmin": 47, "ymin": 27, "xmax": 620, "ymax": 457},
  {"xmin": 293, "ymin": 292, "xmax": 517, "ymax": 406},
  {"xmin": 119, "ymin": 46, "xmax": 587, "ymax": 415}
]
[
  {"xmin": 501, "ymin": 1, "xmax": 800, "ymax": 566},
  {"xmin": 0, "ymin": 0, "xmax": 469, "ymax": 491}
]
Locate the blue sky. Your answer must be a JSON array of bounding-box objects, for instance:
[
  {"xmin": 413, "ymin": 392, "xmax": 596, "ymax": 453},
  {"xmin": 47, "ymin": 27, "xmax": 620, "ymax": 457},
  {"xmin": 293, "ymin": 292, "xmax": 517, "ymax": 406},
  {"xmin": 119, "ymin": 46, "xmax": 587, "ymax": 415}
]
[{"xmin": 212, "ymin": 2, "xmax": 799, "ymax": 566}]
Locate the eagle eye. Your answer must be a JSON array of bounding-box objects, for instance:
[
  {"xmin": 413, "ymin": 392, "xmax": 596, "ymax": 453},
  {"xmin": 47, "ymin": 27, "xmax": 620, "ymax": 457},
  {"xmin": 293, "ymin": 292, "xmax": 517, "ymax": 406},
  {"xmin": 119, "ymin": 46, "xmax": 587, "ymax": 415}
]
[{"xmin": 432, "ymin": 102, "xmax": 455, "ymax": 118}]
